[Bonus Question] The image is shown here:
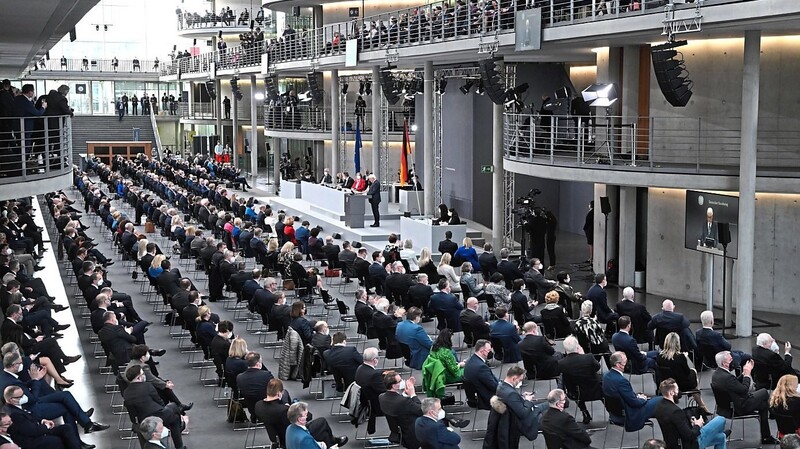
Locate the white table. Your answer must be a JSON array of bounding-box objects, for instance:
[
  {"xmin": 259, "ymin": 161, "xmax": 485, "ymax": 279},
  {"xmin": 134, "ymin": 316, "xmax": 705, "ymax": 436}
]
[
  {"xmin": 400, "ymin": 217, "xmax": 466, "ymax": 254},
  {"xmin": 279, "ymin": 179, "xmax": 301, "ymax": 199},
  {"xmin": 301, "ymin": 181, "xmax": 389, "ymax": 216},
  {"xmin": 399, "ymin": 189, "xmax": 424, "ymax": 215}
]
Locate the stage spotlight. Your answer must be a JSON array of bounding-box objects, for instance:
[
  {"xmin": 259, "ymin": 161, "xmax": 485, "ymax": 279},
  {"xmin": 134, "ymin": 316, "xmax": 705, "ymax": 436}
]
[
  {"xmin": 341, "ymin": 83, "xmax": 348, "ymax": 95},
  {"xmin": 365, "ymin": 82, "xmax": 372, "ymax": 96},
  {"xmin": 437, "ymin": 77, "xmax": 447, "ymax": 94},
  {"xmin": 475, "ymin": 79, "xmax": 485, "ymax": 95},
  {"xmin": 254, "ymin": 92, "xmax": 265, "ymax": 101},
  {"xmin": 459, "ymin": 79, "xmax": 474, "ymax": 95},
  {"xmin": 513, "ymin": 83, "xmax": 529, "ymax": 95},
  {"xmin": 359, "ymin": 81, "xmax": 365, "ymax": 95}
]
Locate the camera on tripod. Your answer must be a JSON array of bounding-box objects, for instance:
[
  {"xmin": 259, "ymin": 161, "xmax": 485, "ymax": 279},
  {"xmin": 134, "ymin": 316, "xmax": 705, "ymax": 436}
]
[{"xmin": 511, "ymin": 188, "xmax": 544, "ymax": 221}]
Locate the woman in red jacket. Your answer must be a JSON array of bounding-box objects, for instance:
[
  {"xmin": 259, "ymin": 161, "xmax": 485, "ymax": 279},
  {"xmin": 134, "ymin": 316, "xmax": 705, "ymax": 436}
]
[
  {"xmin": 283, "ymin": 216, "xmax": 297, "ymax": 245},
  {"xmin": 352, "ymin": 172, "xmax": 367, "ymax": 192}
]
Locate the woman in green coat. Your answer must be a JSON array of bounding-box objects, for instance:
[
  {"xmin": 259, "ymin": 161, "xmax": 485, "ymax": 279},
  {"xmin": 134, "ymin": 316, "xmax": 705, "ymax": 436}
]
[{"xmin": 425, "ymin": 329, "xmax": 465, "ymax": 384}]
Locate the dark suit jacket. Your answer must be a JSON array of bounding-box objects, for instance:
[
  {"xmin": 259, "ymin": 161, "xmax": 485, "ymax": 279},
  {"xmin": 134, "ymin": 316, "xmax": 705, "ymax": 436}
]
[
  {"xmin": 236, "ymin": 367, "xmax": 275, "ymax": 405},
  {"xmin": 695, "ymin": 327, "xmax": 731, "ymax": 353},
  {"xmin": 463, "ymin": 354, "xmax": 498, "ymax": 409},
  {"xmin": 653, "ymin": 398, "xmax": 700, "ymax": 449},
  {"xmin": 459, "ymin": 309, "xmax": 490, "ymax": 343},
  {"xmin": 355, "ymin": 364, "xmax": 386, "ymax": 416},
  {"xmin": 3, "ymin": 404, "xmax": 65, "ymax": 449},
  {"xmin": 611, "ymin": 331, "xmax": 650, "ymax": 374},
  {"xmin": 414, "ymin": 416, "xmax": 460, "ymax": 449},
  {"xmin": 366, "ymin": 180, "xmax": 381, "ymax": 204},
  {"xmin": 407, "ymin": 284, "xmax": 433, "ymax": 312},
  {"xmin": 495, "ymin": 381, "xmax": 546, "ymax": 441},
  {"xmin": 428, "ymin": 292, "xmax": 462, "ymax": 332},
  {"xmin": 323, "ymin": 345, "xmax": 362, "ymax": 391},
  {"xmin": 710, "ymin": 368, "xmax": 763, "ymax": 415},
  {"xmin": 478, "ymin": 252, "xmax": 498, "ymax": 277},
  {"xmin": 122, "ymin": 381, "xmax": 168, "ymax": 422},
  {"xmin": 379, "ymin": 391, "xmax": 423, "ymax": 449},
  {"xmin": 648, "ymin": 311, "xmax": 697, "ymax": 351},
  {"xmin": 615, "ymin": 300, "xmax": 653, "ymax": 344},
  {"xmin": 602, "ymin": 369, "xmax": 654, "ymax": 431},
  {"xmin": 251, "ymin": 289, "xmax": 276, "ymax": 323},
  {"xmin": 0, "ymin": 318, "xmax": 34, "ymax": 354},
  {"xmin": 490, "ymin": 319, "xmax": 521, "ymax": 363},
  {"xmin": 139, "ymin": 253, "xmax": 155, "ymax": 275},
  {"xmin": 253, "ymin": 398, "xmax": 291, "ymax": 447},
  {"xmin": 354, "ymin": 257, "xmax": 371, "ymax": 281},
  {"xmin": 437, "ymin": 240, "xmax": 458, "ymax": 257},
  {"xmin": 586, "ymin": 284, "xmax": 616, "ymax": 325},
  {"xmin": 497, "ymin": 260, "xmax": 524, "ymax": 289},
  {"xmin": 355, "ymin": 301, "xmax": 377, "ymax": 338},
  {"xmin": 98, "ymin": 322, "xmax": 137, "ymax": 366},
  {"xmin": 541, "ymin": 407, "xmax": 593, "ymax": 449},
  {"xmin": 157, "ymin": 269, "xmax": 183, "ymax": 296},
  {"xmin": 518, "ymin": 334, "xmax": 560, "ymax": 379},
  {"xmin": 558, "ymin": 353, "xmax": 602, "ymax": 402},
  {"xmin": 752, "ymin": 345, "xmax": 795, "ymax": 389}
]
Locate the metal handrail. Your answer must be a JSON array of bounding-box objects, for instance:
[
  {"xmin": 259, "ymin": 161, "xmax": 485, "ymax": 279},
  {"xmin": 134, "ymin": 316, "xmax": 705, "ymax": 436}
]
[
  {"xmin": 149, "ymin": 106, "xmax": 163, "ymax": 160},
  {"xmin": 262, "ymin": 105, "xmax": 416, "ymax": 132},
  {"xmin": 503, "ymin": 113, "xmax": 800, "ymax": 172},
  {"xmin": 35, "ymin": 58, "xmax": 160, "ymax": 73},
  {"xmin": 177, "ymin": 8, "xmax": 271, "ymax": 31},
  {"xmin": 0, "ymin": 115, "xmax": 73, "ymax": 183}
]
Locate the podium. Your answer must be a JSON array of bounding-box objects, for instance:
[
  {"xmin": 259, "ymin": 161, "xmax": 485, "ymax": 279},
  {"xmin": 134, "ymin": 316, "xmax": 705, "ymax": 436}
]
[{"xmin": 343, "ymin": 194, "xmax": 367, "ymax": 228}]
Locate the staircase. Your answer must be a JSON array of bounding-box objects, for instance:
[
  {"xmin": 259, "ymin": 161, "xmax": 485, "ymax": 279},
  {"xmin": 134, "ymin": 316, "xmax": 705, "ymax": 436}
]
[{"xmin": 71, "ymin": 115, "xmax": 156, "ymax": 161}]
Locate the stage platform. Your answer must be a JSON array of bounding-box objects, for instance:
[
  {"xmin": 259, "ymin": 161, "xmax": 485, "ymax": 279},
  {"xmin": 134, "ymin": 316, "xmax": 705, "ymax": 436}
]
[{"xmin": 261, "ymin": 191, "xmax": 488, "ymax": 256}]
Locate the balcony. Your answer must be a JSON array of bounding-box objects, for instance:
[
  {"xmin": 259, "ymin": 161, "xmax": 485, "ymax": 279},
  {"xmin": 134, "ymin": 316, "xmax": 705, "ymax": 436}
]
[
  {"xmin": 161, "ymin": 41, "xmax": 266, "ymax": 79},
  {"xmin": 263, "ymin": 105, "xmax": 416, "ymax": 140},
  {"xmin": 176, "ymin": 8, "xmax": 268, "ymax": 38},
  {"xmin": 178, "ymin": 102, "xmax": 264, "ymax": 121},
  {"xmin": 503, "ymin": 113, "xmax": 800, "ymax": 193},
  {"xmin": 25, "ymin": 58, "xmax": 161, "ymax": 81},
  {"xmin": 0, "ymin": 115, "xmax": 74, "ymax": 200}
]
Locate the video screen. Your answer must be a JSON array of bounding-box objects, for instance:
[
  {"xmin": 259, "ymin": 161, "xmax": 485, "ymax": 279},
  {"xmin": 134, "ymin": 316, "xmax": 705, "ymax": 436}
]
[{"xmin": 684, "ymin": 190, "xmax": 739, "ymax": 259}]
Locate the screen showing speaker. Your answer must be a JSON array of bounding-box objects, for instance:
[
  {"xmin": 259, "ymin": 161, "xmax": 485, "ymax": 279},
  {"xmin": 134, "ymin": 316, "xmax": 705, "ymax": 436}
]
[{"xmin": 684, "ymin": 190, "xmax": 739, "ymax": 259}]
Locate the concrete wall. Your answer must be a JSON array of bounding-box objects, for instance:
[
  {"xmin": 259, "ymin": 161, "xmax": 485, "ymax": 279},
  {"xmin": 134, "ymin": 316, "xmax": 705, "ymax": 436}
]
[{"xmin": 646, "ymin": 188, "xmax": 800, "ymax": 315}]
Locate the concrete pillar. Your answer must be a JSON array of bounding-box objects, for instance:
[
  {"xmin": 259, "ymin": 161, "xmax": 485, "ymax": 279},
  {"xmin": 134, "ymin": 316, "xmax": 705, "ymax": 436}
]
[
  {"xmin": 274, "ymin": 138, "xmax": 283, "ymax": 189},
  {"xmin": 735, "ymin": 31, "xmax": 760, "ymax": 337},
  {"xmin": 312, "ymin": 6, "xmax": 323, "ymax": 28},
  {"xmin": 491, "ymin": 103, "xmax": 504, "ymax": 253},
  {"xmin": 215, "ymin": 79, "xmax": 223, "ymax": 145},
  {"xmin": 331, "ymin": 69, "xmax": 340, "ymax": 173},
  {"xmin": 593, "ymin": 184, "xmax": 619, "ymax": 275},
  {"xmin": 423, "ymin": 61, "xmax": 435, "ymax": 216},
  {"xmin": 250, "ymin": 75, "xmax": 258, "ymax": 183},
  {"xmin": 371, "ymin": 66, "xmax": 381, "ymax": 177},
  {"xmin": 621, "ymin": 46, "xmax": 640, "ymax": 156},
  {"xmin": 188, "ymin": 81, "xmax": 194, "ymax": 117},
  {"xmin": 618, "ymin": 186, "xmax": 637, "ymax": 287},
  {"xmin": 232, "ymin": 93, "xmax": 238, "ymax": 167},
  {"xmin": 87, "ymin": 81, "xmax": 93, "ymax": 115}
]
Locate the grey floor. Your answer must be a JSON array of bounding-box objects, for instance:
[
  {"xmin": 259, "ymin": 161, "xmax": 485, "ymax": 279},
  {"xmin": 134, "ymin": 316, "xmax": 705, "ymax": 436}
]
[{"xmin": 39, "ymin": 183, "xmax": 790, "ymax": 449}]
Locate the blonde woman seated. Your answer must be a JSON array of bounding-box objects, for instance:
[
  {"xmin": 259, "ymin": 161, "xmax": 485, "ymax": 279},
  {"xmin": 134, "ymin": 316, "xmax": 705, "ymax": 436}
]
[
  {"xmin": 769, "ymin": 374, "xmax": 800, "ymax": 437},
  {"xmin": 148, "ymin": 254, "xmax": 167, "ymax": 278},
  {"xmin": 417, "ymin": 247, "xmax": 439, "ymax": 282},
  {"xmin": 656, "ymin": 331, "xmax": 708, "ymax": 413},
  {"xmin": 399, "ymin": 239, "xmax": 419, "ymax": 273},
  {"xmin": 437, "ymin": 253, "xmax": 461, "ymax": 293}
]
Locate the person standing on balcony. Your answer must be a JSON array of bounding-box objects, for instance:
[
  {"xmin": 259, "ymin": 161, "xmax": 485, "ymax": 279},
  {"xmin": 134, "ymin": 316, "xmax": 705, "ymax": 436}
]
[
  {"xmin": 131, "ymin": 95, "xmax": 139, "ymax": 116},
  {"xmin": 112, "ymin": 57, "xmax": 119, "ymax": 72},
  {"xmin": 132, "ymin": 57, "xmax": 140, "ymax": 72},
  {"xmin": 161, "ymin": 94, "xmax": 168, "ymax": 113},
  {"xmin": 223, "ymin": 96, "xmax": 231, "ymax": 120},
  {"xmin": 150, "ymin": 94, "xmax": 157, "ymax": 114},
  {"xmin": 152, "ymin": 58, "xmax": 159, "ymax": 72},
  {"xmin": 141, "ymin": 93, "xmax": 149, "ymax": 115},
  {"xmin": 81, "ymin": 56, "xmax": 88, "ymax": 71}
]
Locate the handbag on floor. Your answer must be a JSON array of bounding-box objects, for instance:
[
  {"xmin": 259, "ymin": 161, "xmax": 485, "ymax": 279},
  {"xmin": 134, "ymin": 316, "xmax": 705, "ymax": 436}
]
[{"xmin": 227, "ymin": 399, "xmax": 247, "ymax": 423}]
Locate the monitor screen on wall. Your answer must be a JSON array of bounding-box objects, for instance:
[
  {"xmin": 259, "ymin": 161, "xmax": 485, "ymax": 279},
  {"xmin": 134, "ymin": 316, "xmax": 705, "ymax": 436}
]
[{"xmin": 684, "ymin": 190, "xmax": 739, "ymax": 259}]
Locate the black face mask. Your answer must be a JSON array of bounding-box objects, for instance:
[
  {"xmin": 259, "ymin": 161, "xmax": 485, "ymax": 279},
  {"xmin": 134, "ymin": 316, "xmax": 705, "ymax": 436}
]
[{"xmin": 486, "ymin": 351, "xmax": 494, "ymax": 361}]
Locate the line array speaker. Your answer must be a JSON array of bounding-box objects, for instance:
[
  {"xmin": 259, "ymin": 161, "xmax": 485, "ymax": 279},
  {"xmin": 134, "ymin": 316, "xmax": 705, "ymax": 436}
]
[
  {"xmin": 380, "ymin": 69, "xmax": 401, "ymax": 105},
  {"xmin": 306, "ymin": 72, "xmax": 324, "ymax": 105},
  {"xmin": 478, "ymin": 58, "xmax": 505, "ymax": 105},
  {"xmin": 651, "ymin": 40, "xmax": 693, "ymax": 107}
]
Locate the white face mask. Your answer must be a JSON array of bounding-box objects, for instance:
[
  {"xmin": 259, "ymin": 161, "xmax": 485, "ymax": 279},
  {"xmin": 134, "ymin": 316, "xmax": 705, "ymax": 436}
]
[
  {"xmin": 18, "ymin": 395, "xmax": 28, "ymax": 406},
  {"xmin": 437, "ymin": 409, "xmax": 445, "ymax": 421},
  {"xmin": 397, "ymin": 380, "xmax": 406, "ymax": 391},
  {"xmin": 796, "ymin": 384, "xmax": 800, "ymax": 394},
  {"xmin": 16, "ymin": 364, "xmax": 22, "ymax": 374},
  {"xmin": 771, "ymin": 341, "xmax": 780, "ymax": 353},
  {"xmin": 515, "ymin": 379, "xmax": 524, "ymax": 389},
  {"xmin": 160, "ymin": 427, "xmax": 170, "ymax": 439}
]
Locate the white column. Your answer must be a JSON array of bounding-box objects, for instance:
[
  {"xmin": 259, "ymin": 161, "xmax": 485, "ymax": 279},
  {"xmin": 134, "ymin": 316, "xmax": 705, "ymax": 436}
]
[
  {"xmin": 371, "ymin": 66, "xmax": 381, "ymax": 177},
  {"xmin": 274, "ymin": 138, "xmax": 282, "ymax": 189},
  {"xmin": 423, "ymin": 61, "xmax": 434, "ymax": 216},
  {"xmin": 491, "ymin": 103, "xmax": 504, "ymax": 253},
  {"xmin": 250, "ymin": 75, "xmax": 258, "ymax": 183},
  {"xmin": 215, "ymin": 79, "xmax": 223, "ymax": 145},
  {"xmin": 618, "ymin": 186, "xmax": 637, "ymax": 286},
  {"xmin": 735, "ymin": 31, "xmax": 760, "ymax": 337},
  {"xmin": 331, "ymin": 69, "xmax": 340, "ymax": 173},
  {"xmin": 232, "ymin": 93, "xmax": 238, "ymax": 167}
]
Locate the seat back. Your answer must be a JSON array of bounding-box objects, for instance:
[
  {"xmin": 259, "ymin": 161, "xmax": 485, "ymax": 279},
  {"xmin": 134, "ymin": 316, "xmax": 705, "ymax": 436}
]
[
  {"xmin": 773, "ymin": 410, "xmax": 799, "ymax": 435},
  {"xmin": 697, "ymin": 344, "xmax": 719, "ymax": 370},
  {"xmin": 398, "ymin": 342, "xmax": 412, "ymax": 368},
  {"xmin": 490, "ymin": 336, "xmax": 505, "ymax": 362},
  {"xmin": 710, "ymin": 382, "xmax": 733, "ymax": 419},
  {"xmin": 603, "ymin": 394, "xmax": 626, "ymax": 423},
  {"xmin": 376, "ymin": 326, "xmax": 403, "ymax": 360}
]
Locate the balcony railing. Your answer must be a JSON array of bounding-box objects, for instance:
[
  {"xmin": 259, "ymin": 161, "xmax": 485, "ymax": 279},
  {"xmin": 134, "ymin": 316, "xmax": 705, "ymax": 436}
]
[
  {"xmin": 503, "ymin": 113, "xmax": 800, "ymax": 173},
  {"xmin": 0, "ymin": 115, "xmax": 72, "ymax": 183},
  {"xmin": 34, "ymin": 57, "xmax": 161, "ymax": 73},
  {"xmin": 263, "ymin": 105, "xmax": 416, "ymax": 133},
  {"xmin": 177, "ymin": 8, "xmax": 271, "ymax": 31}
]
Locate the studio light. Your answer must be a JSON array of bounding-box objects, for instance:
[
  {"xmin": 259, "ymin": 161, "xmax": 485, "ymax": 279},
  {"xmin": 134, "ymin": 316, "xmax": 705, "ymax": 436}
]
[
  {"xmin": 581, "ymin": 83, "xmax": 618, "ymax": 108},
  {"xmin": 475, "ymin": 79, "xmax": 485, "ymax": 95},
  {"xmin": 341, "ymin": 83, "xmax": 349, "ymax": 95},
  {"xmin": 437, "ymin": 77, "xmax": 447, "ymax": 94},
  {"xmin": 254, "ymin": 92, "xmax": 265, "ymax": 101},
  {"xmin": 358, "ymin": 81, "xmax": 365, "ymax": 95},
  {"xmin": 365, "ymin": 82, "xmax": 372, "ymax": 96},
  {"xmin": 459, "ymin": 79, "xmax": 474, "ymax": 95}
]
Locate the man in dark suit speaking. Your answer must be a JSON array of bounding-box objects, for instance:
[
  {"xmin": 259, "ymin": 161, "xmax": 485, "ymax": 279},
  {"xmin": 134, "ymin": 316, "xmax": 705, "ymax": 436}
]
[
  {"xmin": 366, "ymin": 174, "xmax": 381, "ymax": 228},
  {"xmin": 700, "ymin": 207, "xmax": 718, "ymax": 247}
]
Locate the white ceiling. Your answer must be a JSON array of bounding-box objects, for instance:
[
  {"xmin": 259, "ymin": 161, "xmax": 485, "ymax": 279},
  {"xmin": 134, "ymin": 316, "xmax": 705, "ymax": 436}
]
[{"xmin": 0, "ymin": 0, "xmax": 99, "ymax": 78}]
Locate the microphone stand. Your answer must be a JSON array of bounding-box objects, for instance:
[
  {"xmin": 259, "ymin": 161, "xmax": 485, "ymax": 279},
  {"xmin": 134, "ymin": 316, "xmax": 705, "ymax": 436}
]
[{"xmin": 411, "ymin": 162, "xmax": 422, "ymax": 217}]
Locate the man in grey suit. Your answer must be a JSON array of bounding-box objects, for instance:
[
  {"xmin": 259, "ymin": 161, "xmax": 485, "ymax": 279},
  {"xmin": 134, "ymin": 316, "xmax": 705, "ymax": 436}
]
[
  {"xmin": 139, "ymin": 416, "xmax": 169, "ymax": 449},
  {"xmin": 366, "ymin": 174, "xmax": 381, "ymax": 227}
]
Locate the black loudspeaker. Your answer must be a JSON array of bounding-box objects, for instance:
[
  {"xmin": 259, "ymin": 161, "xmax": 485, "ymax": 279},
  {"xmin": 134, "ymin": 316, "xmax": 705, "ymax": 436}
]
[
  {"xmin": 193, "ymin": 39, "xmax": 197, "ymax": 46},
  {"xmin": 69, "ymin": 28, "xmax": 77, "ymax": 42},
  {"xmin": 332, "ymin": 233, "xmax": 342, "ymax": 239},
  {"xmin": 380, "ymin": 69, "xmax": 400, "ymax": 105},
  {"xmin": 306, "ymin": 72, "xmax": 324, "ymax": 105},
  {"xmin": 718, "ymin": 222, "xmax": 731, "ymax": 246},
  {"xmin": 651, "ymin": 40, "xmax": 693, "ymax": 107},
  {"xmin": 352, "ymin": 241, "xmax": 362, "ymax": 249},
  {"xmin": 204, "ymin": 80, "xmax": 216, "ymax": 100},
  {"xmin": 292, "ymin": 6, "xmax": 301, "ymax": 17},
  {"xmin": 478, "ymin": 58, "xmax": 505, "ymax": 105},
  {"xmin": 600, "ymin": 196, "xmax": 611, "ymax": 215},
  {"xmin": 265, "ymin": 76, "xmax": 279, "ymax": 102}
]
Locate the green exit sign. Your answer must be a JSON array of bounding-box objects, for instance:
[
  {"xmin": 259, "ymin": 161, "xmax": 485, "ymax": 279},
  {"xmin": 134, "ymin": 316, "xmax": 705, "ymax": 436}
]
[{"xmin": 480, "ymin": 165, "xmax": 494, "ymax": 174}]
